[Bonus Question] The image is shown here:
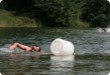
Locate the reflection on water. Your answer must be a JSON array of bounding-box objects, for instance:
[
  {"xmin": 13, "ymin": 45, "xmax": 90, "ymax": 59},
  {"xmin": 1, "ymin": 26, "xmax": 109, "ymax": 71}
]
[{"xmin": 51, "ymin": 55, "xmax": 75, "ymax": 75}]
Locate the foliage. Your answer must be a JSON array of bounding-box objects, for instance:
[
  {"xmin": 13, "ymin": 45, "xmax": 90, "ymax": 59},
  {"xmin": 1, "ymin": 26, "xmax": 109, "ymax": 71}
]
[
  {"xmin": 34, "ymin": 0, "xmax": 83, "ymax": 27},
  {"xmin": 2, "ymin": 0, "xmax": 84, "ymax": 27},
  {"xmin": 2, "ymin": 0, "xmax": 35, "ymax": 12},
  {"xmin": 1, "ymin": 0, "xmax": 110, "ymax": 27},
  {"xmin": 81, "ymin": 0, "xmax": 110, "ymax": 27},
  {"xmin": 0, "ymin": 10, "xmax": 41, "ymax": 27}
]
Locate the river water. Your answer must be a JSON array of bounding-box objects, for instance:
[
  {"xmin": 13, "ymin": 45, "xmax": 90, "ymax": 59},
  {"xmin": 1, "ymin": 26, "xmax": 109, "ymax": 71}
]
[{"xmin": 0, "ymin": 27, "xmax": 110, "ymax": 75}]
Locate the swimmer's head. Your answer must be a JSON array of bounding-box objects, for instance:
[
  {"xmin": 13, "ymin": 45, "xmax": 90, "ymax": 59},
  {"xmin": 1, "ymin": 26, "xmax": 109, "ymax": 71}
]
[{"xmin": 32, "ymin": 45, "xmax": 41, "ymax": 52}]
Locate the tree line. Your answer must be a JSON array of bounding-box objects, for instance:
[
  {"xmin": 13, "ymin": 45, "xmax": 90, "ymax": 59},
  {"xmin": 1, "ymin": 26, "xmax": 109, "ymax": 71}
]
[{"xmin": 0, "ymin": 0, "xmax": 110, "ymax": 27}]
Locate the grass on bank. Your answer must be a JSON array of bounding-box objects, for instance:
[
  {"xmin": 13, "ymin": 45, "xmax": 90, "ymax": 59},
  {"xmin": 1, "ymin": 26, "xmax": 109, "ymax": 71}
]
[
  {"xmin": 0, "ymin": 9, "xmax": 90, "ymax": 28},
  {"xmin": 0, "ymin": 10, "xmax": 42, "ymax": 27}
]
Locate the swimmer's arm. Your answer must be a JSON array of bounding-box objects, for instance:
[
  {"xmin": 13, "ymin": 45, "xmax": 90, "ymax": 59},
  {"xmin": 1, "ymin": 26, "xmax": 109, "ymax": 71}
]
[{"xmin": 10, "ymin": 42, "xmax": 32, "ymax": 51}]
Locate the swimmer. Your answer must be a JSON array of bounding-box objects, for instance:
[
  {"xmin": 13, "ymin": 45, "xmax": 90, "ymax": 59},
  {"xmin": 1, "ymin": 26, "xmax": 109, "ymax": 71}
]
[{"xmin": 9, "ymin": 42, "xmax": 41, "ymax": 52}]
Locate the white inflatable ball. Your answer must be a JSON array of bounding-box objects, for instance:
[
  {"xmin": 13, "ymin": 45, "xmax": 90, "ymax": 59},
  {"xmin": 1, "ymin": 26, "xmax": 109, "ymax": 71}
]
[{"xmin": 50, "ymin": 38, "xmax": 74, "ymax": 55}]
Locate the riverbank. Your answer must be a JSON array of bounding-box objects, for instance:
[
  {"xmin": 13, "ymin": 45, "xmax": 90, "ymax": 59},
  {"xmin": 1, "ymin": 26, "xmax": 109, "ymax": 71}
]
[
  {"xmin": 0, "ymin": 10, "xmax": 42, "ymax": 27},
  {"xmin": 0, "ymin": 9, "xmax": 90, "ymax": 28}
]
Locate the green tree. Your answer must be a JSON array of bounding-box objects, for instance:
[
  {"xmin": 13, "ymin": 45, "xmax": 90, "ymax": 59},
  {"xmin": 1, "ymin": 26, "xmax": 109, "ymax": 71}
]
[
  {"xmin": 81, "ymin": 0, "xmax": 110, "ymax": 27},
  {"xmin": 2, "ymin": 0, "xmax": 35, "ymax": 12},
  {"xmin": 34, "ymin": 0, "xmax": 82, "ymax": 27},
  {"xmin": 2, "ymin": 0, "xmax": 86, "ymax": 27}
]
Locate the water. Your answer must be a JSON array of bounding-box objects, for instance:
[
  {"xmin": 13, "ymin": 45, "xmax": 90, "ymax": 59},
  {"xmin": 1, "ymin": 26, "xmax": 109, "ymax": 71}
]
[{"xmin": 0, "ymin": 27, "xmax": 110, "ymax": 75}]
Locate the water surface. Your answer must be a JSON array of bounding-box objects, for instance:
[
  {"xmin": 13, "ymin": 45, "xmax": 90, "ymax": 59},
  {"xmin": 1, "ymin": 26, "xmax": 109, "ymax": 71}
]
[{"xmin": 0, "ymin": 27, "xmax": 110, "ymax": 75}]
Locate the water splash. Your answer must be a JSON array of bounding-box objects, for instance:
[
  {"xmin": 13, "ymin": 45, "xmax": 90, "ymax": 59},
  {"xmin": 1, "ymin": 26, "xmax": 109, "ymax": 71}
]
[
  {"xmin": 97, "ymin": 28, "xmax": 110, "ymax": 33},
  {"xmin": 0, "ymin": 48, "xmax": 14, "ymax": 53}
]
